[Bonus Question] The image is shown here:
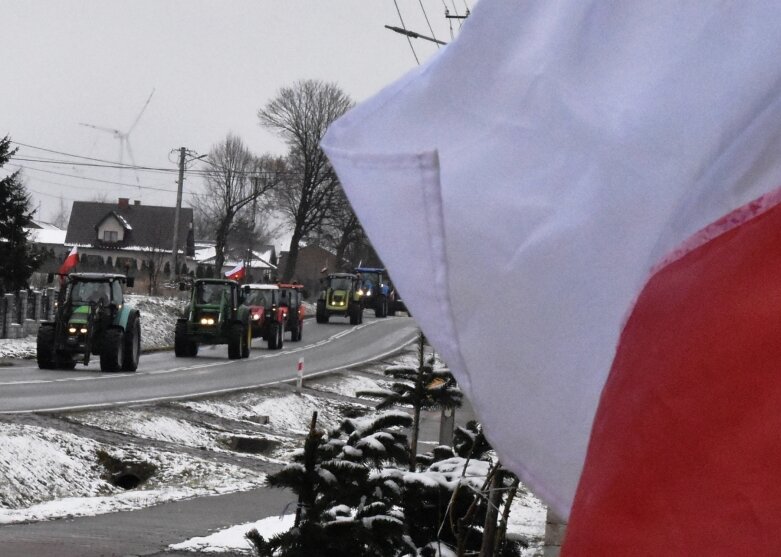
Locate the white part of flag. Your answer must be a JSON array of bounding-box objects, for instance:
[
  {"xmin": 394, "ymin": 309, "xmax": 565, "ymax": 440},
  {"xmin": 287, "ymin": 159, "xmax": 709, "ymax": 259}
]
[{"xmin": 322, "ymin": 0, "xmax": 781, "ymax": 516}]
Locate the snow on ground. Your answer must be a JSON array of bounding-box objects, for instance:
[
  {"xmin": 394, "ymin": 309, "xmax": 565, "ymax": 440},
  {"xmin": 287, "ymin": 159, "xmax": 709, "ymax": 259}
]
[
  {"xmin": 177, "ymin": 390, "xmax": 366, "ymax": 435},
  {"xmin": 0, "ymin": 421, "xmax": 264, "ymax": 525},
  {"xmin": 125, "ymin": 294, "xmax": 184, "ymax": 351},
  {"xmin": 305, "ymin": 372, "xmax": 395, "ymax": 398},
  {"xmin": 169, "ymin": 513, "xmax": 296, "ymax": 554},
  {"xmin": 0, "ymin": 294, "xmax": 184, "ymax": 360},
  {"xmin": 0, "ymin": 337, "xmax": 37, "ymax": 360}
]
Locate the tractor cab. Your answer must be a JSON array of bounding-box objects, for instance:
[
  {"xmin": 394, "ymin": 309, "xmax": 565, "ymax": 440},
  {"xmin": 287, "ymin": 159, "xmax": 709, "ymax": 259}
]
[
  {"xmin": 37, "ymin": 272, "xmax": 141, "ymax": 372},
  {"xmin": 316, "ymin": 273, "xmax": 363, "ymax": 325},
  {"xmin": 242, "ymin": 283, "xmax": 287, "ymax": 349},
  {"xmin": 278, "ymin": 282, "xmax": 305, "ymax": 341}
]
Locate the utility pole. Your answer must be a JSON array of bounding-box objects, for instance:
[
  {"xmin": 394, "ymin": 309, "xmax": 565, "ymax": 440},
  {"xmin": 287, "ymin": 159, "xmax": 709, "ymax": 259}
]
[{"xmin": 171, "ymin": 147, "xmax": 186, "ymax": 279}]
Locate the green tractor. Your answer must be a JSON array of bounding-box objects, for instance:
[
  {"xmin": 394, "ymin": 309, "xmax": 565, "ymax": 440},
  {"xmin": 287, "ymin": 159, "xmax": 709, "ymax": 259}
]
[
  {"xmin": 174, "ymin": 278, "xmax": 252, "ymax": 360},
  {"xmin": 316, "ymin": 273, "xmax": 364, "ymax": 325},
  {"xmin": 37, "ymin": 273, "xmax": 141, "ymax": 372}
]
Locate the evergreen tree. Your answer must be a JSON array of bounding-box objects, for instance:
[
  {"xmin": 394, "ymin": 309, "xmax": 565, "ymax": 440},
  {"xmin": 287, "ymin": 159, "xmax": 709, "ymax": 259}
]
[
  {"xmin": 0, "ymin": 136, "xmax": 45, "ymax": 293},
  {"xmin": 248, "ymin": 411, "xmax": 414, "ymax": 557},
  {"xmin": 357, "ymin": 332, "xmax": 463, "ymax": 471}
]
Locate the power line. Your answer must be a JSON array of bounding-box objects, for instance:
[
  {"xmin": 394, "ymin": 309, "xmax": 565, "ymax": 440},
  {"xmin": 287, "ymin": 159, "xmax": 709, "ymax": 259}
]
[
  {"xmin": 8, "ymin": 163, "xmax": 184, "ymax": 194},
  {"xmin": 393, "ymin": 0, "xmax": 420, "ymax": 65},
  {"xmin": 418, "ymin": 0, "xmax": 440, "ymax": 48},
  {"xmin": 10, "ymin": 141, "xmax": 142, "ymax": 168},
  {"xmin": 9, "ymin": 156, "xmax": 178, "ymax": 173}
]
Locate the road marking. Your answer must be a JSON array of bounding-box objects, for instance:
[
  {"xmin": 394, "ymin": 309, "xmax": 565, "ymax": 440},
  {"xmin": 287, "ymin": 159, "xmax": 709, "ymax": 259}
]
[{"xmin": 0, "ymin": 330, "xmax": 417, "ymax": 414}]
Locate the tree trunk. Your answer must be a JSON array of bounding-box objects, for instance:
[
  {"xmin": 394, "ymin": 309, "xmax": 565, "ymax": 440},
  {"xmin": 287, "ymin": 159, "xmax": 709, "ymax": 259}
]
[
  {"xmin": 479, "ymin": 470, "xmax": 502, "ymax": 557},
  {"xmin": 282, "ymin": 229, "xmax": 302, "ymax": 282},
  {"xmin": 409, "ymin": 332, "xmax": 426, "ymax": 472},
  {"xmin": 214, "ymin": 221, "xmax": 230, "ymax": 277},
  {"xmin": 494, "ymin": 477, "xmax": 520, "ymax": 555}
]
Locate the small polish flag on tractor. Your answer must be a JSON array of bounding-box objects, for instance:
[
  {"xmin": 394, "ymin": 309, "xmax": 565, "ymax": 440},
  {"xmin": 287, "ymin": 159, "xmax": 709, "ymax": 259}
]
[
  {"xmin": 224, "ymin": 263, "xmax": 245, "ymax": 281},
  {"xmin": 58, "ymin": 246, "xmax": 78, "ymax": 275}
]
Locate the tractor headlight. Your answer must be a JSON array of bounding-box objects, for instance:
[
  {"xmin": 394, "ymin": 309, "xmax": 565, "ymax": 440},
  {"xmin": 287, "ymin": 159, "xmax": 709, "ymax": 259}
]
[
  {"xmin": 365, "ymin": 289, "xmax": 372, "ymax": 296},
  {"xmin": 68, "ymin": 326, "xmax": 77, "ymax": 334},
  {"xmin": 79, "ymin": 327, "xmax": 87, "ymax": 334},
  {"xmin": 200, "ymin": 317, "xmax": 215, "ymax": 325},
  {"xmin": 252, "ymin": 313, "xmax": 261, "ymax": 321}
]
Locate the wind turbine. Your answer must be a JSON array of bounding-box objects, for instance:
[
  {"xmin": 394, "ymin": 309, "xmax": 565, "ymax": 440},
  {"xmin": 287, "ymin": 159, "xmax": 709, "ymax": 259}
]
[{"xmin": 79, "ymin": 88, "xmax": 155, "ymax": 196}]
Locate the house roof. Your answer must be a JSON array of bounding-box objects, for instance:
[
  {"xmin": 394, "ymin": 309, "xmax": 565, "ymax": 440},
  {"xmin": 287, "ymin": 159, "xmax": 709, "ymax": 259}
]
[
  {"xmin": 194, "ymin": 243, "xmax": 277, "ymax": 270},
  {"xmin": 25, "ymin": 220, "xmax": 67, "ymax": 245},
  {"xmin": 65, "ymin": 201, "xmax": 193, "ymax": 253}
]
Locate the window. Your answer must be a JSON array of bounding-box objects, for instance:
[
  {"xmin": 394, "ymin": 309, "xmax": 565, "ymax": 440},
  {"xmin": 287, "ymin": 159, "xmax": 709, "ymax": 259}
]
[{"xmin": 103, "ymin": 230, "xmax": 118, "ymax": 242}]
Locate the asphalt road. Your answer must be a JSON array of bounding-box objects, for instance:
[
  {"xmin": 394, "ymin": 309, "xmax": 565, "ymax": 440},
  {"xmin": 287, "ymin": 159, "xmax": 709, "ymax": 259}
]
[{"xmin": 0, "ymin": 314, "xmax": 419, "ymax": 413}]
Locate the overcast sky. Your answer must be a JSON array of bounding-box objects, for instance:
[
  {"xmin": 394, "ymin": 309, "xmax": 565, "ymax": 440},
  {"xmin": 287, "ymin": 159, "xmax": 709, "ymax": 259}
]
[{"xmin": 1, "ymin": 1, "xmax": 471, "ymax": 250}]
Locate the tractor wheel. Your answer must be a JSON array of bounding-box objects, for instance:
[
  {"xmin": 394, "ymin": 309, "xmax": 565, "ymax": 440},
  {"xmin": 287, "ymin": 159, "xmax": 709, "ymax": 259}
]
[
  {"xmin": 241, "ymin": 324, "xmax": 251, "ymax": 358},
  {"xmin": 36, "ymin": 324, "xmax": 56, "ymax": 369},
  {"xmin": 277, "ymin": 322, "xmax": 284, "ymax": 350},
  {"xmin": 122, "ymin": 313, "xmax": 141, "ymax": 372},
  {"xmin": 291, "ymin": 320, "xmax": 302, "ymax": 342},
  {"xmin": 268, "ymin": 322, "xmax": 280, "ymax": 350},
  {"xmin": 374, "ymin": 295, "xmax": 386, "ymax": 318},
  {"xmin": 388, "ymin": 301, "xmax": 397, "ymax": 317},
  {"xmin": 100, "ymin": 328, "xmax": 124, "ymax": 372},
  {"xmin": 228, "ymin": 323, "xmax": 242, "ymax": 360},
  {"xmin": 175, "ymin": 321, "xmax": 198, "ymax": 357},
  {"xmin": 350, "ymin": 304, "xmax": 361, "ymax": 325},
  {"xmin": 316, "ymin": 300, "xmax": 328, "ymax": 323}
]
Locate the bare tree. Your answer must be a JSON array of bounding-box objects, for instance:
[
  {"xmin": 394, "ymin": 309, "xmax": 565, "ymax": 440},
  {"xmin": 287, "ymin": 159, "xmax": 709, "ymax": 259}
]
[
  {"xmin": 317, "ymin": 186, "xmax": 373, "ymax": 269},
  {"xmin": 191, "ymin": 134, "xmax": 278, "ymax": 273},
  {"xmin": 258, "ymin": 80, "xmax": 353, "ymax": 281},
  {"xmin": 50, "ymin": 195, "xmax": 70, "ymax": 229}
]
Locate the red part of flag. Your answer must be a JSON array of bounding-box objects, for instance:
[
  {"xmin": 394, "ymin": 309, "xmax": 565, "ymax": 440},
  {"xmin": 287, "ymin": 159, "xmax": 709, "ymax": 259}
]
[
  {"xmin": 224, "ymin": 263, "xmax": 245, "ymax": 281},
  {"xmin": 58, "ymin": 246, "xmax": 78, "ymax": 276},
  {"xmin": 565, "ymin": 198, "xmax": 781, "ymax": 555}
]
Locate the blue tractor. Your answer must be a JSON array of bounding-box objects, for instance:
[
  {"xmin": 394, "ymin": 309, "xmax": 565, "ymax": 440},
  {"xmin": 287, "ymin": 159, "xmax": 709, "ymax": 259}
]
[{"xmin": 354, "ymin": 267, "xmax": 403, "ymax": 318}]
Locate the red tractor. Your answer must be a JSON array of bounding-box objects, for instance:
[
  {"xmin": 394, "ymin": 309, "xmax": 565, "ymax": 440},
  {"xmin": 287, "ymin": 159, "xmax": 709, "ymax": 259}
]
[
  {"xmin": 242, "ymin": 284, "xmax": 288, "ymax": 350},
  {"xmin": 278, "ymin": 283, "xmax": 305, "ymax": 342}
]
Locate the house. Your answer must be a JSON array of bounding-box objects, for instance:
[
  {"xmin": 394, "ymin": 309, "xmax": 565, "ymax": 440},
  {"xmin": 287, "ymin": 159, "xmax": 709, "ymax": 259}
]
[
  {"xmin": 194, "ymin": 241, "xmax": 277, "ymax": 282},
  {"xmin": 277, "ymin": 244, "xmax": 351, "ymax": 299},
  {"xmin": 63, "ymin": 198, "xmax": 194, "ymax": 292}
]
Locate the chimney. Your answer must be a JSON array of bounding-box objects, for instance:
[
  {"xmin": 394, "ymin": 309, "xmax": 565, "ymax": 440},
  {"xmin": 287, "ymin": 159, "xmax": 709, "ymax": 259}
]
[
  {"xmin": 118, "ymin": 198, "xmax": 129, "ymax": 209},
  {"xmin": 133, "ymin": 200, "xmax": 141, "ymax": 206}
]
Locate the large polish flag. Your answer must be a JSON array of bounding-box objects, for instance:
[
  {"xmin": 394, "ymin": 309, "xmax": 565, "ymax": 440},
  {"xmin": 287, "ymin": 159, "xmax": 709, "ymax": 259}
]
[{"xmin": 322, "ymin": 2, "xmax": 781, "ymax": 554}]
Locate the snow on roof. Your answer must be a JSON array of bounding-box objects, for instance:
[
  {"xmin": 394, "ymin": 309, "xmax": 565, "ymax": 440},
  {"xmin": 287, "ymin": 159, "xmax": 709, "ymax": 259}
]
[
  {"xmin": 112, "ymin": 212, "xmax": 133, "ymax": 230},
  {"xmin": 195, "ymin": 249, "xmax": 276, "ymax": 270},
  {"xmin": 27, "ymin": 227, "xmax": 67, "ymax": 245}
]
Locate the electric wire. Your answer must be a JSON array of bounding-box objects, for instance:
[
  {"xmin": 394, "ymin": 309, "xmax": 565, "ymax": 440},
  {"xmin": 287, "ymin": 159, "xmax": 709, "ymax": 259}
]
[
  {"xmin": 393, "ymin": 0, "xmax": 420, "ymax": 65},
  {"xmin": 418, "ymin": 0, "xmax": 440, "ymax": 48},
  {"xmin": 8, "ymin": 163, "xmax": 183, "ymax": 194},
  {"xmin": 10, "ymin": 141, "xmax": 141, "ymax": 168}
]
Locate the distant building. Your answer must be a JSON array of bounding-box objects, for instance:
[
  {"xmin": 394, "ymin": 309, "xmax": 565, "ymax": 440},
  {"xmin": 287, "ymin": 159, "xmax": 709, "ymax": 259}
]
[
  {"xmin": 63, "ymin": 198, "xmax": 195, "ymax": 292},
  {"xmin": 194, "ymin": 241, "xmax": 277, "ymax": 282},
  {"xmin": 277, "ymin": 244, "xmax": 350, "ymax": 299}
]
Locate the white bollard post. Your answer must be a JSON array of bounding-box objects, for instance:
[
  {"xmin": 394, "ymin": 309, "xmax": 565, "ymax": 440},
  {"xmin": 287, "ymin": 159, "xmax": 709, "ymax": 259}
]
[{"xmin": 296, "ymin": 357, "xmax": 304, "ymax": 393}]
